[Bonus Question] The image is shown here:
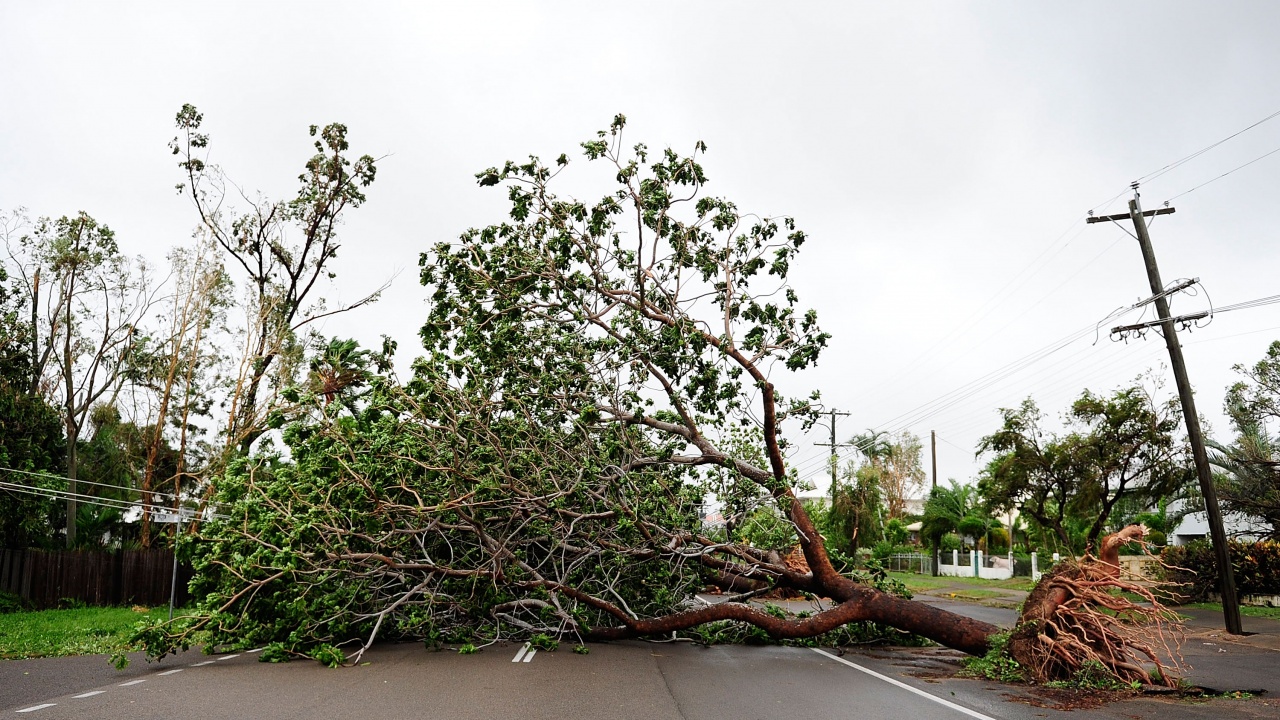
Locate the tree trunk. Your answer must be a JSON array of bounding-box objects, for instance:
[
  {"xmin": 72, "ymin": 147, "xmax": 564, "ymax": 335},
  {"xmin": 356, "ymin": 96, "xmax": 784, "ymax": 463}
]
[
  {"xmin": 1006, "ymin": 525, "xmax": 1180, "ymax": 686},
  {"xmin": 64, "ymin": 421, "xmax": 77, "ymax": 547}
]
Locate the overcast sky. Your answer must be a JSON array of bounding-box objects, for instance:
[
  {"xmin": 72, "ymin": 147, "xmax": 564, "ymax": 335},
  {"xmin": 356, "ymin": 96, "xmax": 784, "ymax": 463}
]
[{"xmin": 3, "ymin": 1, "xmax": 1279, "ymax": 492}]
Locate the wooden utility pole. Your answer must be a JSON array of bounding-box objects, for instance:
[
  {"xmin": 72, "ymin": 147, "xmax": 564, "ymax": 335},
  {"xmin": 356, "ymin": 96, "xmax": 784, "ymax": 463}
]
[
  {"xmin": 930, "ymin": 430, "xmax": 939, "ymax": 576},
  {"xmin": 814, "ymin": 410, "xmax": 852, "ymax": 488},
  {"xmin": 1088, "ymin": 189, "xmax": 1243, "ymax": 634},
  {"xmin": 931, "ymin": 430, "xmax": 938, "ymax": 490}
]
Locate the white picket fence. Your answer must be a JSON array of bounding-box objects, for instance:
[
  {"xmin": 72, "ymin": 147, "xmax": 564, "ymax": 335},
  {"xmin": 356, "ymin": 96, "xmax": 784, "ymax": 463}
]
[{"xmin": 936, "ymin": 549, "xmax": 1015, "ymax": 580}]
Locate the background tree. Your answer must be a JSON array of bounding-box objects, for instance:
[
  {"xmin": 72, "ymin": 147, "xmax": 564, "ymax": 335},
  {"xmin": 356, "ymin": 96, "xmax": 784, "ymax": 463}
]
[
  {"xmin": 920, "ymin": 480, "xmax": 993, "ymax": 551},
  {"xmin": 171, "ymin": 105, "xmax": 382, "ymax": 453},
  {"xmin": 0, "ymin": 374, "xmax": 65, "ymax": 548},
  {"xmin": 126, "ymin": 239, "xmax": 230, "ymax": 546},
  {"xmin": 849, "ymin": 429, "xmax": 925, "ymax": 520},
  {"xmin": 979, "ymin": 383, "xmax": 1189, "ymax": 555},
  {"xmin": 1209, "ymin": 339, "xmax": 1280, "ymax": 538},
  {"xmin": 824, "ymin": 458, "xmax": 884, "ymax": 553},
  {"xmin": 5, "ymin": 212, "xmax": 155, "ymax": 546},
  {"xmin": 1, "ymin": 212, "xmax": 64, "ymax": 548}
]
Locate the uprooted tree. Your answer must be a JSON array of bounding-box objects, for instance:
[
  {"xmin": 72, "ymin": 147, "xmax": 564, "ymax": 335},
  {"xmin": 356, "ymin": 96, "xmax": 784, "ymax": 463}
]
[{"xmin": 135, "ymin": 117, "xmax": 1182, "ymax": 684}]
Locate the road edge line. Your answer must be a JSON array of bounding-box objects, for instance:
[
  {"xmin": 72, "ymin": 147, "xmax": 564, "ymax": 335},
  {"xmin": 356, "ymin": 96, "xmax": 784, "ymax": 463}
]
[{"xmin": 810, "ymin": 648, "xmax": 997, "ymax": 720}]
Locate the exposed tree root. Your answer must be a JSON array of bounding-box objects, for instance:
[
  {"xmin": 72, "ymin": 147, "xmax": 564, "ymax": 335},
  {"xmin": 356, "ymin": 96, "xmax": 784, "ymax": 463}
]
[{"xmin": 1008, "ymin": 525, "xmax": 1185, "ymax": 687}]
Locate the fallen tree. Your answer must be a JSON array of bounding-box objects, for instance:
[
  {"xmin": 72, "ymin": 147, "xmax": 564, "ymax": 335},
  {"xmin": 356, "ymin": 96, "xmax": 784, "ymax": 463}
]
[
  {"xmin": 1010, "ymin": 525, "xmax": 1183, "ymax": 687},
  {"xmin": 134, "ymin": 118, "xmax": 1183, "ymax": 683}
]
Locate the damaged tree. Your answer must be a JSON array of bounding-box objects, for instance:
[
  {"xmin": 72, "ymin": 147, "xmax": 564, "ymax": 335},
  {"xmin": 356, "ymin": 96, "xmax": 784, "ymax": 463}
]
[
  {"xmin": 1011, "ymin": 525, "xmax": 1183, "ymax": 687},
  {"xmin": 137, "ymin": 118, "xmax": 1182, "ymax": 682}
]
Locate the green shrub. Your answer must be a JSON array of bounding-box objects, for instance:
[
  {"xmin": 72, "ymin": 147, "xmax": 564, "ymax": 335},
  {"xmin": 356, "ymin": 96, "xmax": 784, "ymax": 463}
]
[
  {"xmin": 0, "ymin": 591, "xmax": 32, "ymax": 614},
  {"xmin": 870, "ymin": 541, "xmax": 917, "ymax": 561},
  {"xmin": 1161, "ymin": 540, "xmax": 1280, "ymax": 601}
]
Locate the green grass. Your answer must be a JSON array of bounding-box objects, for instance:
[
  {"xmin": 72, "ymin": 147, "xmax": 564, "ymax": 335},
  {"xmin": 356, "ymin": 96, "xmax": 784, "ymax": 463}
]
[
  {"xmin": 886, "ymin": 573, "xmax": 952, "ymax": 591},
  {"xmin": 0, "ymin": 606, "xmax": 174, "ymax": 659},
  {"xmin": 1183, "ymin": 602, "xmax": 1280, "ymax": 620},
  {"xmin": 887, "ymin": 571, "xmax": 1037, "ymax": 593}
]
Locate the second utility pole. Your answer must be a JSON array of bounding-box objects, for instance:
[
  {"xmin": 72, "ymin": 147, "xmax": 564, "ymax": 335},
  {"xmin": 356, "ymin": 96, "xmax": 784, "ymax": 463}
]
[
  {"xmin": 1089, "ymin": 188, "xmax": 1243, "ymax": 635},
  {"xmin": 815, "ymin": 409, "xmax": 852, "ymax": 488},
  {"xmin": 931, "ymin": 430, "xmax": 939, "ymax": 576}
]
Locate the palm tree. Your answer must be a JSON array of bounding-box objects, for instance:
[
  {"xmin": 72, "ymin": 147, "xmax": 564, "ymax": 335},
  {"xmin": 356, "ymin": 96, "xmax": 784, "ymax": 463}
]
[
  {"xmin": 921, "ymin": 480, "xmax": 1001, "ymax": 550},
  {"xmin": 1208, "ymin": 425, "xmax": 1280, "ymax": 540},
  {"xmin": 308, "ymin": 338, "xmax": 372, "ymax": 408}
]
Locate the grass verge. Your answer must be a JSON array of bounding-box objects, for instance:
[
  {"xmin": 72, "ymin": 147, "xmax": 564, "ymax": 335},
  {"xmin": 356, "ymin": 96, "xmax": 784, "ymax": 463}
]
[
  {"xmin": 0, "ymin": 606, "xmax": 176, "ymax": 660},
  {"xmin": 1182, "ymin": 602, "xmax": 1280, "ymax": 620},
  {"xmin": 887, "ymin": 571, "xmax": 1036, "ymax": 593}
]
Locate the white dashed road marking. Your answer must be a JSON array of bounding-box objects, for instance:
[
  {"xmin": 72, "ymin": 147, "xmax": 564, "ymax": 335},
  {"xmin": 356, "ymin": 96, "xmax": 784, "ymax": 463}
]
[
  {"xmin": 15, "ymin": 649, "xmax": 250, "ymax": 713},
  {"xmin": 511, "ymin": 643, "xmax": 530, "ymax": 663},
  {"xmin": 811, "ymin": 648, "xmax": 998, "ymax": 720},
  {"xmin": 522, "ymin": 648, "xmax": 536, "ymax": 663}
]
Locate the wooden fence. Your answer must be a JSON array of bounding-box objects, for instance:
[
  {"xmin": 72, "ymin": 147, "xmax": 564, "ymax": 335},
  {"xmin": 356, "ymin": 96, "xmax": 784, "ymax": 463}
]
[{"xmin": 0, "ymin": 548, "xmax": 192, "ymax": 609}]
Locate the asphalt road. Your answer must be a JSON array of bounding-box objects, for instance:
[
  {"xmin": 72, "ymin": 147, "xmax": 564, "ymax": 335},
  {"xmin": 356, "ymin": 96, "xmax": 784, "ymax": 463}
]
[
  {"xmin": 3, "ymin": 594, "xmax": 1278, "ymax": 719},
  {"xmin": 3, "ymin": 640, "xmax": 1278, "ymax": 720}
]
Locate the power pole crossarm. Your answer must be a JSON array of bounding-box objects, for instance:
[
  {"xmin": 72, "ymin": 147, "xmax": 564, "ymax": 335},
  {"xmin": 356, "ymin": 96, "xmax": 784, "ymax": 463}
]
[{"xmin": 1086, "ymin": 207, "xmax": 1175, "ymax": 224}]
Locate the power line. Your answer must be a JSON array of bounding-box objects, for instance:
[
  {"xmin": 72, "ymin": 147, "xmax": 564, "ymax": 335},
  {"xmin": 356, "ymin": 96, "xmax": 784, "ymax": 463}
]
[
  {"xmin": 1137, "ymin": 107, "xmax": 1280, "ymax": 185},
  {"xmin": 1214, "ymin": 293, "xmax": 1280, "ymax": 315},
  {"xmin": 0, "ymin": 479, "xmax": 227, "ymax": 520},
  {"xmin": 1165, "ymin": 144, "xmax": 1280, "ymax": 203},
  {"xmin": 0, "ymin": 466, "xmax": 185, "ymax": 502},
  {"xmin": 792, "ymin": 300, "xmax": 1179, "ymax": 486}
]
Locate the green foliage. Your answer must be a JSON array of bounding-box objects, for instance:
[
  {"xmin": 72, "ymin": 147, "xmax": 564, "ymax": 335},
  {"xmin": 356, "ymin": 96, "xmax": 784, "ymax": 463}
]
[
  {"xmin": 1042, "ymin": 660, "xmax": 1133, "ymax": 691},
  {"xmin": 572, "ymin": 643, "xmax": 590, "ymax": 654},
  {"xmin": 457, "ymin": 643, "xmax": 478, "ymax": 654},
  {"xmin": 1210, "ymin": 340, "xmax": 1280, "ymax": 539},
  {"xmin": 921, "ymin": 481, "xmax": 995, "ymax": 551},
  {"xmin": 1161, "ymin": 540, "xmax": 1280, "ymax": 601},
  {"xmin": 823, "ymin": 460, "xmax": 884, "ymax": 553},
  {"xmin": 979, "ymin": 383, "xmax": 1190, "ymax": 555},
  {"xmin": 0, "ymin": 385, "xmax": 65, "ymax": 548},
  {"xmin": 259, "ymin": 642, "xmax": 292, "ymax": 663},
  {"xmin": 310, "ymin": 643, "xmax": 346, "ymax": 668},
  {"xmin": 529, "ymin": 633, "xmax": 559, "ymax": 651},
  {"xmin": 132, "ymin": 118, "xmax": 970, "ymax": 665},
  {"xmin": 870, "ymin": 540, "xmax": 915, "ymax": 561},
  {"xmin": 960, "ymin": 630, "xmax": 1025, "ymax": 683},
  {"xmin": 884, "ymin": 518, "xmax": 909, "ymax": 546},
  {"xmin": 134, "ymin": 371, "xmax": 707, "ymax": 662},
  {"xmin": 736, "ymin": 505, "xmax": 797, "ymax": 550}
]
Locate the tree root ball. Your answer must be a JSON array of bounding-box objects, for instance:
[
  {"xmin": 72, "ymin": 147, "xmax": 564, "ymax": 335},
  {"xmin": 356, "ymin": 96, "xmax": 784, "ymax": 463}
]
[{"xmin": 1007, "ymin": 526, "xmax": 1183, "ymax": 687}]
